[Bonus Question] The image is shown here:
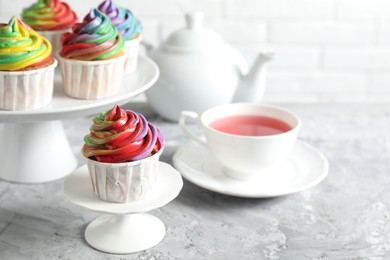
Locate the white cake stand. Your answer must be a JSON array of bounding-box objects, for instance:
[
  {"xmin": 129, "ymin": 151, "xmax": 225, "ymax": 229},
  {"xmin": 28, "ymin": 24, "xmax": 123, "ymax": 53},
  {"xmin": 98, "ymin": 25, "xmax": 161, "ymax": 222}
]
[
  {"xmin": 0, "ymin": 56, "xmax": 159, "ymax": 183},
  {"xmin": 64, "ymin": 162, "xmax": 183, "ymax": 254}
]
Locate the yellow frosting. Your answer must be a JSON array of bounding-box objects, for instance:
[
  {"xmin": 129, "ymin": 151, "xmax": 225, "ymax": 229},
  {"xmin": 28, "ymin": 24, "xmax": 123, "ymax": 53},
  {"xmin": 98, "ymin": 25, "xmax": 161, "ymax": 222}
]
[{"xmin": 0, "ymin": 17, "xmax": 52, "ymax": 71}]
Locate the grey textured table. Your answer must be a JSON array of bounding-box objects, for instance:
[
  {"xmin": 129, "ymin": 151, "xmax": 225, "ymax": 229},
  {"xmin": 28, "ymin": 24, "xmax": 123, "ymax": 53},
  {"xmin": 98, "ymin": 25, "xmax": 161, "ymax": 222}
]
[{"xmin": 1, "ymin": 103, "xmax": 389, "ymax": 259}]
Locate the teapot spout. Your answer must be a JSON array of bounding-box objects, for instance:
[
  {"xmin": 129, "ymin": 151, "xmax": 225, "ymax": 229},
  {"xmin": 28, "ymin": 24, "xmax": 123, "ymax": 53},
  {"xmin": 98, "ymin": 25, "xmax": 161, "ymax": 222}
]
[{"xmin": 232, "ymin": 52, "xmax": 275, "ymax": 103}]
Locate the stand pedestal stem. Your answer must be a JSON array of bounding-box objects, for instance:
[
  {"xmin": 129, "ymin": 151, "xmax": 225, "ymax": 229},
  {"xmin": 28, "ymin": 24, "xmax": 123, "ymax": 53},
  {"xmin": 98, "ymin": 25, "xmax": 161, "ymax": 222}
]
[
  {"xmin": 0, "ymin": 121, "xmax": 77, "ymax": 183},
  {"xmin": 85, "ymin": 213, "xmax": 166, "ymax": 254}
]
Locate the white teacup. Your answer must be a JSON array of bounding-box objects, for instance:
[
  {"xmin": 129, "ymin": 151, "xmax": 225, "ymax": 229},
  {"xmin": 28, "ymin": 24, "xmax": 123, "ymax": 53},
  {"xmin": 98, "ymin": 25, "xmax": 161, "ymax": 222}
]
[{"xmin": 179, "ymin": 103, "xmax": 301, "ymax": 180}]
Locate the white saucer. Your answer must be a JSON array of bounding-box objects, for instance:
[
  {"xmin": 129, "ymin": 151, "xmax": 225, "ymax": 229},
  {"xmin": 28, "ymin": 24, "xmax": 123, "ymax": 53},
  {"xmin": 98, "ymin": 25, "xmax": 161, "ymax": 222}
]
[
  {"xmin": 173, "ymin": 140, "xmax": 329, "ymax": 198},
  {"xmin": 64, "ymin": 162, "xmax": 183, "ymax": 215}
]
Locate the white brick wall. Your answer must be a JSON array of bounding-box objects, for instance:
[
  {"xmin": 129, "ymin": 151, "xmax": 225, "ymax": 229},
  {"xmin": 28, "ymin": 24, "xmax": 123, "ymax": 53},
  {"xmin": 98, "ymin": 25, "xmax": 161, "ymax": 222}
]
[
  {"xmin": 267, "ymin": 70, "xmax": 369, "ymax": 102},
  {"xmin": 337, "ymin": 0, "xmax": 390, "ymax": 19},
  {"xmin": 225, "ymin": 0, "xmax": 334, "ymax": 19},
  {"xmin": 270, "ymin": 21, "xmax": 375, "ymax": 45},
  {"xmin": 324, "ymin": 48, "xmax": 390, "ymax": 70},
  {"xmin": 1, "ymin": 0, "xmax": 390, "ymax": 102}
]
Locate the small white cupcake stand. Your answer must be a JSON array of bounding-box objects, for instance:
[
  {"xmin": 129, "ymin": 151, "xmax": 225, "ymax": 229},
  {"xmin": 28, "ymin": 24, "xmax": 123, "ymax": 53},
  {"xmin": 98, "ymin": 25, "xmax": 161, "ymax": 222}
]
[
  {"xmin": 0, "ymin": 56, "xmax": 159, "ymax": 183},
  {"xmin": 64, "ymin": 162, "xmax": 183, "ymax": 254}
]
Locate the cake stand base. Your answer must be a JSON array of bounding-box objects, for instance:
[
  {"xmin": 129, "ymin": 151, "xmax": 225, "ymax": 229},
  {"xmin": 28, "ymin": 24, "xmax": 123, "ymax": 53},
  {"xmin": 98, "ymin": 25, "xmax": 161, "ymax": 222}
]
[
  {"xmin": 85, "ymin": 213, "xmax": 166, "ymax": 254},
  {"xmin": 64, "ymin": 163, "xmax": 183, "ymax": 254},
  {"xmin": 0, "ymin": 121, "xmax": 77, "ymax": 183}
]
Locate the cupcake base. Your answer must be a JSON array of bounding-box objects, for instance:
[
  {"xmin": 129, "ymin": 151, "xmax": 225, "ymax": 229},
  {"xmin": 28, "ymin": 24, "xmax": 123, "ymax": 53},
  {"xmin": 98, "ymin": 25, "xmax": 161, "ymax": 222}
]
[
  {"xmin": 0, "ymin": 60, "xmax": 57, "ymax": 111},
  {"xmin": 124, "ymin": 36, "xmax": 141, "ymax": 74},
  {"xmin": 86, "ymin": 150, "xmax": 162, "ymax": 203},
  {"xmin": 58, "ymin": 55, "xmax": 125, "ymax": 99}
]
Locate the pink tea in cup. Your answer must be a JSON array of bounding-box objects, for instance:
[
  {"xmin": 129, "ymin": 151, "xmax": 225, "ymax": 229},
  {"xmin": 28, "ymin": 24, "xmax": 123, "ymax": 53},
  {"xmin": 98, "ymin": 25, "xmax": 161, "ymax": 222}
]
[{"xmin": 210, "ymin": 115, "xmax": 292, "ymax": 136}]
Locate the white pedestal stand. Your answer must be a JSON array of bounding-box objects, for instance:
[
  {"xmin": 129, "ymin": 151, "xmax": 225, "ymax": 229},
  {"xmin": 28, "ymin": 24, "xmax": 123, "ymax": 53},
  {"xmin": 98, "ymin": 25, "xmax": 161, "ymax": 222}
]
[
  {"xmin": 0, "ymin": 121, "xmax": 76, "ymax": 183},
  {"xmin": 0, "ymin": 56, "xmax": 159, "ymax": 183},
  {"xmin": 63, "ymin": 162, "xmax": 183, "ymax": 254}
]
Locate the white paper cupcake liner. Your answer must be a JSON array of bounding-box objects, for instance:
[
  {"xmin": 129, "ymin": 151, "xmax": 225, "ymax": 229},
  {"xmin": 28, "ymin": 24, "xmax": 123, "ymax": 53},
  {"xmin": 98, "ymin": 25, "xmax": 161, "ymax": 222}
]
[
  {"xmin": 40, "ymin": 29, "xmax": 71, "ymax": 56},
  {"xmin": 86, "ymin": 149, "xmax": 163, "ymax": 203},
  {"xmin": 0, "ymin": 60, "xmax": 58, "ymax": 111},
  {"xmin": 58, "ymin": 54, "xmax": 125, "ymax": 99},
  {"xmin": 124, "ymin": 36, "xmax": 141, "ymax": 74}
]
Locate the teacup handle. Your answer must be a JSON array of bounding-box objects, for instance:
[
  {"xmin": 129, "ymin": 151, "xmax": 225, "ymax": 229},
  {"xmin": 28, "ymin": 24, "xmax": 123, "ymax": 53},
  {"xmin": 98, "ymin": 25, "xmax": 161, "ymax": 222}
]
[{"xmin": 179, "ymin": 111, "xmax": 207, "ymax": 147}]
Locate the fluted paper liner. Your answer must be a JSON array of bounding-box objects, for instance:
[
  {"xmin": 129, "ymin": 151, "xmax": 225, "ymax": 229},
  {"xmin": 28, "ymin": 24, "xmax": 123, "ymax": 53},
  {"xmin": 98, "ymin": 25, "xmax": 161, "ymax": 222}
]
[
  {"xmin": 58, "ymin": 54, "xmax": 125, "ymax": 99},
  {"xmin": 0, "ymin": 60, "xmax": 57, "ymax": 111},
  {"xmin": 124, "ymin": 36, "xmax": 141, "ymax": 74},
  {"xmin": 86, "ymin": 149, "xmax": 163, "ymax": 203}
]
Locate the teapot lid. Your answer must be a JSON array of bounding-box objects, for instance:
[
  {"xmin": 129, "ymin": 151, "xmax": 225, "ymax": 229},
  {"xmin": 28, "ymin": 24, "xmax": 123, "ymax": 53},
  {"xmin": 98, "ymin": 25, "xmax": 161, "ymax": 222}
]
[{"xmin": 163, "ymin": 12, "xmax": 224, "ymax": 52}]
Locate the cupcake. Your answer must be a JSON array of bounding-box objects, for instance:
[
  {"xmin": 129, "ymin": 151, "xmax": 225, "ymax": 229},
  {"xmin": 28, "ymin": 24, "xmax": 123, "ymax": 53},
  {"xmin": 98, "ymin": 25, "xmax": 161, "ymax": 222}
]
[
  {"xmin": 0, "ymin": 17, "xmax": 57, "ymax": 111},
  {"xmin": 58, "ymin": 9, "xmax": 125, "ymax": 99},
  {"xmin": 82, "ymin": 104, "xmax": 165, "ymax": 203},
  {"xmin": 98, "ymin": 0, "xmax": 142, "ymax": 74},
  {"xmin": 21, "ymin": 0, "xmax": 78, "ymax": 55}
]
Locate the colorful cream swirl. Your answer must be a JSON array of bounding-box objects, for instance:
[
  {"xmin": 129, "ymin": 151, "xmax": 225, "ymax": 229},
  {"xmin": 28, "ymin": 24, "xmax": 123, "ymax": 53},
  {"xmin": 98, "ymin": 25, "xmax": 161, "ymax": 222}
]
[
  {"xmin": 21, "ymin": 0, "xmax": 78, "ymax": 31},
  {"xmin": 83, "ymin": 105, "xmax": 165, "ymax": 163},
  {"xmin": 60, "ymin": 9, "xmax": 125, "ymax": 60},
  {"xmin": 0, "ymin": 17, "xmax": 53, "ymax": 71},
  {"xmin": 98, "ymin": 0, "xmax": 142, "ymax": 41}
]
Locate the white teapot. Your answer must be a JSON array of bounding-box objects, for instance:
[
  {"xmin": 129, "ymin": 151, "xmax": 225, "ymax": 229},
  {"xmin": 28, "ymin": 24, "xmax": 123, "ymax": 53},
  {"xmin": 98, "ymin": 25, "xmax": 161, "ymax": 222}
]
[{"xmin": 145, "ymin": 12, "xmax": 274, "ymax": 121}]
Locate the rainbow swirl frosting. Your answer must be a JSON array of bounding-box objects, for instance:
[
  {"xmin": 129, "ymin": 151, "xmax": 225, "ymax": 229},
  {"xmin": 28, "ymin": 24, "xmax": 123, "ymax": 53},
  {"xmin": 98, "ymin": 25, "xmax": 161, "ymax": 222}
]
[
  {"xmin": 0, "ymin": 17, "xmax": 53, "ymax": 71},
  {"xmin": 82, "ymin": 104, "xmax": 165, "ymax": 163},
  {"xmin": 60, "ymin": 9, "xmax": 125, "ymax": 61},
  {"xmin": 98, "ymin": 0, "xmax": 142, "ymax": 41},
  {"xmin": 21, "ymin": 0, "xmax": 78, "ymax": 31}
]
